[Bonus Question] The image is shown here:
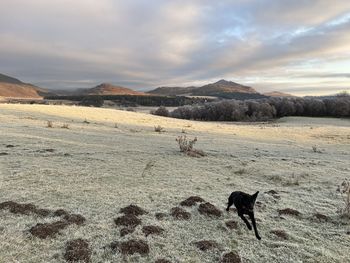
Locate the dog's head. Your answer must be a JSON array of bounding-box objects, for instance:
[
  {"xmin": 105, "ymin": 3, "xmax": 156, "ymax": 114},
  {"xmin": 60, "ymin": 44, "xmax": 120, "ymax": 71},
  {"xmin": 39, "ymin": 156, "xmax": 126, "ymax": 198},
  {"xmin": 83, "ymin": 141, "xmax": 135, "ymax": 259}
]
[{"xmin": 242, "ymin": 191, "xmax": 259, "ymax": 213}]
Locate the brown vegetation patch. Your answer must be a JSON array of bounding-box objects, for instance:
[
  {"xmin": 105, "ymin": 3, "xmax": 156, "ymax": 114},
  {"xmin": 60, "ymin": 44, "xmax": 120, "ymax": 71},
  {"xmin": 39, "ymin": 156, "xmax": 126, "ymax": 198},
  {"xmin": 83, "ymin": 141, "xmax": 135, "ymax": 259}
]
[
  {"xmin": 198, "ymin": 202, "xmax": 222, "ymax": 218},
  {"xmin": 142, "ymin": 225, "xmax": 164, "ymax": 237},
  {"xmin": 155, "ymin": 259, "xmax": 172, "ymax": 263},
  {"xmin": 29, "ymin": 221, "xmax": 69, "ymax": 239},
  {"xmin": 312, "ymin": 213, "xmax": 330, "ymax": 222},
  {"xmin": 221, "ymin": 251, "xmax": 241, "ymax": 263},
  {"xmin": 64, "ymin": 239, "xmax": 91, "ymax": 263},
  {"xmin": 111, "ymin": 239, "xmax": 150, "ymax": 256},
  {"xmin": 170, "ymin": 207, "xmax": 191, "ymax": 220},
  {"xmin": 155, "ymin": 212, "xmax": 167, "ymax": 220},
  {"xmin": 270, "ymin": 229, "xmax": 288, "ymax": 240},
  {"xmin": 64, "ymin": 214, "xmax": 86, "ymax": 225},
  {"xmin": 180, "ymin": 196, "xmax": 205, "ymax": 207},
  {"xmin": 278, "ymin": 208, "xmax": 301, "ymax": 217},
  {"xmin": 114, "ymin": 214, "xmax": 142, "ymax": 227},
  {"xmin": 193, "ymin": 240, "xmax": 220, "ymax": 251},
  {"xmin": 120, "ymin": 204, "xmax": 147, "ymax": 216},
  {"xmin": 225, "ymin": 220, "xmax": 238, "ymax": 230},
  {"xmin": 120, "ymin": 227, "xmax": 136, "ymax": 237}
]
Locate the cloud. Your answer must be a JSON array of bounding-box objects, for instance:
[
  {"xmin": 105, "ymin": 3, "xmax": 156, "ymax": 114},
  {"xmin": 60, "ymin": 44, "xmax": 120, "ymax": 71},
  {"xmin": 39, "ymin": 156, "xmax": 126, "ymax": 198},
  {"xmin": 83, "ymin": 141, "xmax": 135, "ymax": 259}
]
[{"xmin": 0, "ymin": 0, "xmax": 349, "ymax": 95}]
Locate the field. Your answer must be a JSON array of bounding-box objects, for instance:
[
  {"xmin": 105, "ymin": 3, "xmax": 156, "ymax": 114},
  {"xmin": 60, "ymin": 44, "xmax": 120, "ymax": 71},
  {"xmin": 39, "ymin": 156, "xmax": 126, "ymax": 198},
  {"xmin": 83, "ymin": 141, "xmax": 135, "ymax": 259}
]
[{"xmin": 0, "ymin": 104, "xmax": 349, "ymax": 263}]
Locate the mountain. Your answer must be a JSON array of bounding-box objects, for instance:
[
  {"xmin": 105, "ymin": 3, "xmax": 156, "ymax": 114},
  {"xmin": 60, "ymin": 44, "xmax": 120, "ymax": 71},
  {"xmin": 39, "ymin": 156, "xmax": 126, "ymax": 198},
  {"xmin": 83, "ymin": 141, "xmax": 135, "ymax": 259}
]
[
  {"xmin": 148, "ymin": 79, "xmax": 267, "ymax": 100},
  {"xmin": 0, "ymin": 73, "xmax": 51, "ymax": 99},
  {"xmin": 264, "ymin": 91, "xmax": 295, "ymax": 97},
  {"xmin": 79, "ymin": 83, "xmax": 146, "ymax": 96}
]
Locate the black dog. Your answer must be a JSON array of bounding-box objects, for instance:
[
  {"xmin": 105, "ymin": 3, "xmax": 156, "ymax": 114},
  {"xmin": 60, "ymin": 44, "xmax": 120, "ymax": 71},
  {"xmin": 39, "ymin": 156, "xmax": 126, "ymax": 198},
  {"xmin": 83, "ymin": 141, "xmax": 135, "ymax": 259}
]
[{"xmin": 226, "ymin": 191, "xmax": 261, "ymax": 240}]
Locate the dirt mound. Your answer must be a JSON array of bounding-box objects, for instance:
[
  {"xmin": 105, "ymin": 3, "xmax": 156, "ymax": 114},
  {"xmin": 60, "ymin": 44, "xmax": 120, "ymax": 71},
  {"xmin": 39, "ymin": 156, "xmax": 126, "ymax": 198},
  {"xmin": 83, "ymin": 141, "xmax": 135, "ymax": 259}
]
[
  {"xmin": 170, "ymin": 207, "xmax": 191, "ymax": 220},
  {"xmin": 155, "ymin": 212, "xmax": 167, "ymax": 220},
  {"xmin": 180, "ymin": 196, "xmax": 205, "ymax": 207},
  {"xmin": 64, "ymin": 214, "xmax": 86, "ymax": 225},
  {"xmin": 221, "ymin": 251, "xmax": 241, "ymax": 263},
  {"xmin": 64, "ymin": 239, "xmax": 91, "ymax": 263},
  {"xmin": 155, "ymin": 259, "xmax": 172, "ymax": 263},
  {"xmin": 198, "ymin": 202, "xmax": 222, "ymax": 218},
  {"xmin": 0, "ymin": 201, "xmax": 52, "ymax": 217},
  {"xmin": 270, "ymin": 229, "xmax": 288, "ymax": 240},
  {"xmin": 142, "ymin": 225, "xmax": 164, "ymax": 237},
  {"xmin": 114, "ymin": 214, "xmax": 142, "ymax": 227},
  {"xmin": 29, "ymin": 221, "xmax": 69, "ymax": 239},
  {"xmin": 54, "ymin": 209, "xmax": 70, "ymax": 217},
  {"xmin": 120, "ymin": 227, "xmax": 136, "ymax": 237},
  {"xmin": 278, "ymin": 208, "xmax": 301, "ymax": 217},
  {"xmin": 120, "ymin": 204, "xmax": 147, "ymax": 216},
  {"xmin": 225, "ymin": 220, "xmax": 238, "ymax": 230},
  {"xmin": 193, "ymin": 240, "xmax": 220, "ymax": 251},
  {"xmin": 111, "ymin": 239, "xmax": 150, "ymax": 256},
  {"xmin": 312, "ymin": 213, "xmax": 330, "ymax": 222}
]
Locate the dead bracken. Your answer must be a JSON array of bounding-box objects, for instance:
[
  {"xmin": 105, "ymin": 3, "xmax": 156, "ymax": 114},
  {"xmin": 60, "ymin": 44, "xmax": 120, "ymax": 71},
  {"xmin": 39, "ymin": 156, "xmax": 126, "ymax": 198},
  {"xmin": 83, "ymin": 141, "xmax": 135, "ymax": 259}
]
[
  {"xmin": 180, "ymin": 196, "xmax": 205, "ymax": 207},
  {"xmin": 198, "ymin": 202, "xmax": 222, "ymax": 218},
  {"xmin": 278, "ymin": 208, "xmax": 301, "ymax": 217},
  {"xmin": 142, "ymin": 225, "xmax": 164, "ymax": 237},
  {"xmin": 221, "ymin": 251, "xmax": 242, "ymax": 263},
  {"xmin": 120, "ymin": 204, "xmax": 147, "ymax": 216},
  {"xmin": 64, "ymin": 239, "xmax": 91, "ymax": 263},
  {"xmin": 111, "ymin": 239, "xmax": 150, "ymax": 256},
  {"xmin": 193, "ymin": 240, "xmax": 220, "ymax": 251},
  {"xmin": 170, "ymin": 207, "xmax": 191, "ymax": 220},
  {"xmin": 114, "ymin": 214, "xmax": 142, "ymax": 227}
]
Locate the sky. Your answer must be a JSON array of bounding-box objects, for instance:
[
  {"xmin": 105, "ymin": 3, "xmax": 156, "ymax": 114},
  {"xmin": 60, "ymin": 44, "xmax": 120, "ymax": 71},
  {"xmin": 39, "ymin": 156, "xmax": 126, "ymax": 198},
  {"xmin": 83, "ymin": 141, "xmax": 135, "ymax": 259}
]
[{"xmin": 1, "ymin": 0, "xmax": 350, "ymax": 95}]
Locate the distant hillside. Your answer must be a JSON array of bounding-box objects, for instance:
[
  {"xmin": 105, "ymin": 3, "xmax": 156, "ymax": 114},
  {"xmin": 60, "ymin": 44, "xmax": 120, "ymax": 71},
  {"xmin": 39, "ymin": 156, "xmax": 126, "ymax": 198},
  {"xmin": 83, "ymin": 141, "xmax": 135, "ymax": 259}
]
[
  {"xmin": 264, "ymin": 91, "xmax": 295, "ymax": 97},
  {"xmin": 0, "ymin": 73, "xmax": 50, "ymax": 99},
  {"xmin": 79, "ymin": 83, "xmax": 146, "ymax": 96},
  {"xmin": 148, "ymin": 79, "xmax": 267, "ymax": 99}
]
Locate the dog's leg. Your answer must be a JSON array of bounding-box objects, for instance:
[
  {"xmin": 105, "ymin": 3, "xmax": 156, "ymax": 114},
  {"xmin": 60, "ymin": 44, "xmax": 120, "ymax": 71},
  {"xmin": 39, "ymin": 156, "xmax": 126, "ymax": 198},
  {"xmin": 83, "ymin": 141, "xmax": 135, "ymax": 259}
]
[
  {"xmin": 238, "ymin": 212, "xmax": 252, "ymax": 230},
  {"xmin": 248, "ymin": 212, "xmax": 261, "ymax": 240},
  {"xmin": 226, "ymin": 197, "xmax": 234, "ymax": 212}
]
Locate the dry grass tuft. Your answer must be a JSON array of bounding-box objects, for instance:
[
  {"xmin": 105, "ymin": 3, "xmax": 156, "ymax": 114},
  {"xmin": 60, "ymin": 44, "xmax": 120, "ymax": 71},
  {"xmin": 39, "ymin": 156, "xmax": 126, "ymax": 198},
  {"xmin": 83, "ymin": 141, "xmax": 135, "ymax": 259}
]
[
  {"xmin": 312, "ymin": 145, "xmax": 323, "ymax": 153},
  {"xmin": 180, "ymin": 196, "xmax": 205, "ymax": 207},
  {"xmin": 337, "ymin": 179, "xmax": 350, "ymax": 216},
  {"xmin": 155, "ymin": 212, "xmax": 167, "ymax": 220},
  {"xmin": 198, "ymin": 202, "xmax": 222, "ymax": 218},
  {"xmin": 176, "ymin": 135, "xmax": 206, "ymax": 157},
  {"xmin": 154, "ymin": 125, "xmax": 165, "ymax": 133},
  {"xmin": 61, "ymin": 123, "xmax": 69, "ymax": 129},
  {"xmin": 64, "ymin": 239, "xmax": 91, "ymax": 263},
  {"xmin": 46, "ymin": 120, "xmax": 53, "ymax": 128}
]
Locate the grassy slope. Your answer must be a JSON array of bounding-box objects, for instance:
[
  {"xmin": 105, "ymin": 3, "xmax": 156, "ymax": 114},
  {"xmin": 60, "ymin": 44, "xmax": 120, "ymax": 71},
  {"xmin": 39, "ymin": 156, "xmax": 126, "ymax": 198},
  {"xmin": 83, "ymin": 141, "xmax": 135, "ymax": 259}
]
[{"xmin": 0, "ymin": 104, "xmax": 349, "ymax": 262}]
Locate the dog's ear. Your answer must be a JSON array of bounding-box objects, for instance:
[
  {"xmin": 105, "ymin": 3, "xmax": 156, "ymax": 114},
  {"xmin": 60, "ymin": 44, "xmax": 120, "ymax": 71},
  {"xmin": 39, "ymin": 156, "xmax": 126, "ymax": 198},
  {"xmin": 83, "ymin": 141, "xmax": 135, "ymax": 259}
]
[{"xmin": 251, "ymin": 191, "xmax": 259, "ymax": 203}]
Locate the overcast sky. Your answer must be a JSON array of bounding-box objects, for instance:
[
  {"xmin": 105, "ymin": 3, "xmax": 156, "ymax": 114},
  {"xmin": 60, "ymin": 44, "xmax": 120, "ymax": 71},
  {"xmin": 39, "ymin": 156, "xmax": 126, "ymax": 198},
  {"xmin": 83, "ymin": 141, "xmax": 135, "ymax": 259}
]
[{"xmin": 1, "ymin": 0, "xmax": 350, "ymax": 95}]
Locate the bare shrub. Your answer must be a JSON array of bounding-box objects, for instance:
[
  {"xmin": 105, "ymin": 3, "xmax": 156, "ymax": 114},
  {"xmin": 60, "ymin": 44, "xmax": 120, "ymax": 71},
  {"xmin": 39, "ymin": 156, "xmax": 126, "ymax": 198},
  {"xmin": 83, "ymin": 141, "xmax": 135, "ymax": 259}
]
[
  {"xmin": 176, "ymin": 135, "xmax": 206, "ymax": 157},
  {"xmin": 152, "ymin": 106, "xmax": 169, "ymax": 117},
  {"xmin": 46, "ymin": 121, "xmax": 53, "ymax": 128},
  {"xmin": 154, "ymin": 125, "xmax": 165, "ymax": 133},
  {"xmin": 337, "ymin": 179, "xmax": 350, "ymax": 216}
]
